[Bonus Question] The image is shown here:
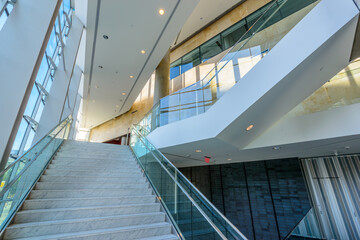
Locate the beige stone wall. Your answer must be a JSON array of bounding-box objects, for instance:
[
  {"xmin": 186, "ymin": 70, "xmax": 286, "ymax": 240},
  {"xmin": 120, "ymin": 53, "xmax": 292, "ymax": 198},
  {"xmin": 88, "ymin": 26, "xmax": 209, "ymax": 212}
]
[
  {"xmin": 89, "ymin": 74, "xmax": 155, "ymax": 142},
  {"xmin": 170, "ymin": 0, "xmax": 272, "ymax": 62},
  {"xmin": 288, "ymin": 59, "xmax": 360, "ymax": 117}
]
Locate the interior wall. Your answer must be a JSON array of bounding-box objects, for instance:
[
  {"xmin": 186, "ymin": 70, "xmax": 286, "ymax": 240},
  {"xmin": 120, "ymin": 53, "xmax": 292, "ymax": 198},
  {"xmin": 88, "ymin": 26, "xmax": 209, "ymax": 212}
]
[
  {"xmin": 180, "ymin": 158, "xmax": 311, "ymax": 240},
  {"xmin": 301, "ymin": 154, "xmax": 360, "ymax": 240},
  {"xmin": 288, "ymin": 58, "xmax": 360, "ymax": 117},
  {"xmin": 89, "ymin": 74, "xmax": 155, "ymax": 142}
]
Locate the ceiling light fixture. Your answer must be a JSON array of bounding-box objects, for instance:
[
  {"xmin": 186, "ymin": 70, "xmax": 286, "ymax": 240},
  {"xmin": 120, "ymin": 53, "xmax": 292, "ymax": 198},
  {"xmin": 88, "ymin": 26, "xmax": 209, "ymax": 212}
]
[
  {"xmin": 246, "ymin": 124, "xmax": 254, "ymax": 131},
  {"xmin": 103, "ymin": 35, "xmax": 109, "ymax": 39},
  {"xmin": 98, "ymin": 65, "xmax": 103, "ymax": 69},
  {"xmin": 227, "ymin": 158, "xmax": 232, "ymax": 161},
  {"xmin": 122, "ymin": 92, "xmax": 126, "ymax": 96},
  {"xmin": 159, "ymin": 9, "xmax": 165, "ymax": 15},
  {"xmin": 140, "ymin": 50, "xmax": 146, "ymax": 54},
  {"xmin": 273, "ymin": 146, "xmax": 281, "ymax": 150},
  {"xmin": 116, "ymin": 105, "xmax": 120, "ymax": 108},
  {"xmin": 130, "ymin": 75, "xmax": 134, "ymax": 79},
  {"xmin": 195, "ymin": 149, "xmax": 202, "ymax": 153},
  {"xmin": 95, "ymin": 85, "xmax": 99, "ymax": 89}
]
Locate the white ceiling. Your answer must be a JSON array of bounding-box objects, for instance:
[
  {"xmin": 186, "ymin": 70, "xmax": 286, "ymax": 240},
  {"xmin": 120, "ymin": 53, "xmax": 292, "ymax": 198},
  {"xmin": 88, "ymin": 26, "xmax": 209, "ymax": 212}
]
[
  {"xmin": 173, "ymin": 0, "xmax": 246, "ymax": 47},
  {"xmin": 79, "ymin": 0, "xmax": 199, "ymax": 129}
]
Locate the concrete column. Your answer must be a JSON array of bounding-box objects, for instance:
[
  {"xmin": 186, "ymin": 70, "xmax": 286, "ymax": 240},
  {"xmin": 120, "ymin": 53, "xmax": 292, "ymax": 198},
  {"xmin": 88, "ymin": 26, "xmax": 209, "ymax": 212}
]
[
  {"xmin": 33, "ymin": 16, "xmax": 84, "ymax": 143},
  {"xmin": 152, "ymin": 49, "xmax": 170, "ymax": 129},
  {"xmin": 153, "ymin": 49, "xmax": 170, "ymax": 105},
  {"xmin": 0, "ymin": 0, "xmax": 61, "ymax": 170}
]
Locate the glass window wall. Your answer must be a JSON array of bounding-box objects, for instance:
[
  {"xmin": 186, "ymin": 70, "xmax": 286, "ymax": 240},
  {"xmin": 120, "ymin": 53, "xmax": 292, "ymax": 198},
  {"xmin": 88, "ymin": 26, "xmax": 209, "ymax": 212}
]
[
  {"xmin": 170, "ymin": 0, "xmax": 317, "ymax": 79},
  {"xmin": 8, "ymin": 0, "xmax": 73, "ymax": 164}
]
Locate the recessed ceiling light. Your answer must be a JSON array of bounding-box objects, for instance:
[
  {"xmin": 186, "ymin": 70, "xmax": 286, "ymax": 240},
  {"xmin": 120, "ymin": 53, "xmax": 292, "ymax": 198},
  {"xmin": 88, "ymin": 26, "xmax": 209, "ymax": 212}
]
[
  {"xmin": 103, "ymin": 35, "xmax": 109, "ymax": 39},
  {"xmin": 246, "ymin": 124, "xmax": 254, "ymax": 131},
  {"xmin": 95, "ymin": 85, "xmax": 99, "ymax": 89},
  {"xmin": 140, "ymin": 50, "xmax": 146, "ymax": 54},
  {"xmin": 130, "ymin": 75, "xmax": 134, "ymax": 79},
  {"xmin": 158, "ymin": 9, "xmax": 165, "ymax": 15},
  {"xmin": 116, "ymin": 105, "xmax": 120, "ymax": 108},
  {"xmin": 345, "ymin": 146, "xmax": 350, "ymax": 150},
  {"xmin": 98, "ymin": 65, "xmax": 103, "ymax": 69},
  {"xmin": 195, "ymin": 149, "xmax": 202, "ymax": 153},
  {"xmin": 122, "ymin": 92, "xmax": 126, "ymax": 96},
  {"xmin": 227, "ymin": 158, "xmax": 232, "ymax": 161},
  {"xmin": 273, "ymin": 146, "xmax": 281, "ymax": 150}
]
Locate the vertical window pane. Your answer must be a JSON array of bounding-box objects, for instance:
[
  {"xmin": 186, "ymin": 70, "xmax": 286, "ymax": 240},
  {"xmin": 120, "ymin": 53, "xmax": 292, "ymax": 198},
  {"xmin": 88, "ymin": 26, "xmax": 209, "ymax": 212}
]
[
  {"xmin": 222, "ymin": 19, "xmax": 248, "ymax": 50},
  {"xmin": 0, "ymin": 11, "xmax": 7, "ymax": 30},
  {"xmin": 246, "ymin": 7, "xmax": 266, "ymax": 33},
  {"xmin": 45, "ymin": 76, "xmax": 54, "ymax": 92},
  {"xmin": 170, "ymin": 59, "xmax": 181, "ymax": 79},
  {"xmin": 11, "ymin": 119, "xmax": 28, "ymax": 155},
  {"xmin": 46, "ymin": 28, "xmax": 57, "ymax": 58},
  {"xmin": 24, "ymin": 86, "xmax": 39, "ymax": 117},
  {"xmin": 35, "ymin": 102, "xmax": 45, "ymax": 122},
  {"xmin": 24, "ymin": 129, "xmax": 35, "ymax": 151},
  {"xmin": 200, "ymin": 35, "xmax": 223, "ymax": 62},
  {"xmin": 181, "ymin": 49, "xmax": 200, "ymax": 74},
  {"xmin": 36, "ymin": 55, "xmax": 49, "ymax": 85}
]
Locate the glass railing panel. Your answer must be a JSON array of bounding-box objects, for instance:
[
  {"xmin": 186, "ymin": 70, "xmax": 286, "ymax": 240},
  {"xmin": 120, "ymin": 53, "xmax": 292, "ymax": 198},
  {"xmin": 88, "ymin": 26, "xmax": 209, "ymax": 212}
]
[
  {"xmin": 130, "ymin": 126, "xmax": 247, "ymax": 240},
  {"xmin": 285, "ymin": 208, "xmax": 324, "ymax": 240},
  {"xmin": 0, "ymin": 116, "xmax": 72, "ymax": 231},
  {"xmin": 139, "ymin": 0, "xmax": 319, "ymax": 132}
]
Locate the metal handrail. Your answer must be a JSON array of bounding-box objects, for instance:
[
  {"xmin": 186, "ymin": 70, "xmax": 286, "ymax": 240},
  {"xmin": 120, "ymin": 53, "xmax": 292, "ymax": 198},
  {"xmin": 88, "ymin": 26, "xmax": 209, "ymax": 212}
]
[
  {"xmin": 0, "ymin": 116, "xmax": 72, "ymax": 177},
  {"xmin": 0, "ymin": 116, "xmax": 72, "ymax": 198},
  {"xmin": 132, "ymin": 126, "xmax": 248, "ymax": 240},
  {"xmin": 135, "ymin": 125, "xmax": 247, "ymax": 239}
]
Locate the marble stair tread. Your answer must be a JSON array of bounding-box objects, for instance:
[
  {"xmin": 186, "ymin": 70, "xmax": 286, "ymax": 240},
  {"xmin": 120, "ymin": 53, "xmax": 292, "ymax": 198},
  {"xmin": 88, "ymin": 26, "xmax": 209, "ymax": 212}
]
[
  {"xmin": 138, "ymin": 234, "xmax": 179, "ymax": 240},
  {"xmin": 22, "ymin": 195, "xmax": 156, "ymax": 210},
  {"xmin": 4, "ymin": 140, "xmax": 177, "ymax": 240},
  {"xmin": 43, "ymin": 169, "xmax": 143, "ymax": 177},
  {"xmin": 39, "ymin": 175, "xmax": 146, "ymax": 183},
  {"xmin": 5, "ymin": 212, "xmax": 166, "ymax": 238},
  {"xmin": 35, "ymin": 182, "xmax": 148, "ymax": 190},
  {"xmin": 44, "ymin": 168, "xmax": 141, "ymax": 174},
  {"xmin": 14, "ymin": 203, "xmax": 161, "ymax": 223},
  {"xmin": 29, "ymin": 188, "xmax": 152, "ymax": 199},
  {"xmin": 47, "ymin": 164, "xmax": 140, "ymax": 170},
  {"xmin": 11, "ymin": 222, "xmax": 173, "ymax": 240}
]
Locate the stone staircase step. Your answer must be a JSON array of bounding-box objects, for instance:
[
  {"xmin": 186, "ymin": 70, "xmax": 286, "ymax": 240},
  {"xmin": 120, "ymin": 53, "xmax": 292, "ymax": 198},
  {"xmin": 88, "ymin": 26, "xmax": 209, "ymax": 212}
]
[
  {"xmin": 14, "ymin": 203, "xmax": 161, "ymax": 223},
  {"xmin": 22, "ymin": 195, "xmax": 157, "ymax": 210},
  {"xmin": 5, "ymin": 212, "xmax": 166, "ymax": 238},
  {"xmin": 34, "ymin": 181, "xmax": 148, "ymax": 190},
  {"xmin": 11, "ymin": 222, "xmax": 174, "ymax": 240}
]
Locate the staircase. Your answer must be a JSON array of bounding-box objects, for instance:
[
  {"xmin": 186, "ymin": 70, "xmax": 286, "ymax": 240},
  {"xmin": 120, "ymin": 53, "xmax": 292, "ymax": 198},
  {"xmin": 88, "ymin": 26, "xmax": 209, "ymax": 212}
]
[{"xmin": 3, "ymin": 140, "xmax": 178, "ymax": 240}]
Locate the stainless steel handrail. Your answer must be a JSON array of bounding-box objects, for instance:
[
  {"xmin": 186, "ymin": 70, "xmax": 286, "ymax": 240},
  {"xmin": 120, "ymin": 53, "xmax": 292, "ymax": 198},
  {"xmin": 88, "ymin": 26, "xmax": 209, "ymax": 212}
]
[
  {"xmin": 135, "ymin": 125, "xmax": 247, "ymax": 239},
  {"xmin": 132, "ymin": 127, "xmax": 227, "ymax": 239},
  {"xmin": 0, "ymin": 116, "xmax": 72, "ymax": 177},
  {"xmin": 0, "ymin": 116, "xmax": 72, "ymax": 198},
  {"xmin": 132, "ymin": 126, "xmax": 248, "ymax": 240}
]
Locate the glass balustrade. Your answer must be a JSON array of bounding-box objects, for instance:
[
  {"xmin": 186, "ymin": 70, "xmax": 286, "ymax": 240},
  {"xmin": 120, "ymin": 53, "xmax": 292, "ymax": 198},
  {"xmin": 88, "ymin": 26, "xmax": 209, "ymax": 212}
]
[
  {"xmin": 285, "ymin": 208, "xmax": 324, "ymax": 240},
  {"xmin": 0, "ymin": 116, "xmax": 72, "ymax": 231},
  {"xmin": 130, "ymin": 126, "xmax": 248, "ymax": 240},
  {"xmin": 138, "ymin": 0, "xmax": 319, "ymax": 133}
]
